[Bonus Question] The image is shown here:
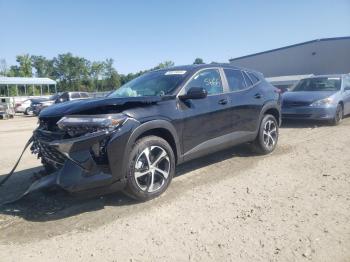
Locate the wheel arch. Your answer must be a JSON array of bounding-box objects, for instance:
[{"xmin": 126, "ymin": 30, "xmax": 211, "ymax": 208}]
[
  {"xmin": 127, "ymin": 120, "xmax": 182, "ymax": 164},
  {"xmin": 339, "ymin": 101, "xmax": 344, "ymax": 109},
  {"xmin": 260, "ymin": 102, "xmax": 281, "ymax": 126}
]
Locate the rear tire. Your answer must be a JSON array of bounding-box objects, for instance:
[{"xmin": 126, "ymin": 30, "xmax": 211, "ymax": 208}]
[
  {"xmin": 330, "ymin": 104, "xmax": 343, "ymax": 126},
  {"xmin": 124, "ymin": 136, "xmax": 175, "ymax": 201},
  {"xmin": 252, "ymin": 114, "xmax": 279, "ymax": 155}
]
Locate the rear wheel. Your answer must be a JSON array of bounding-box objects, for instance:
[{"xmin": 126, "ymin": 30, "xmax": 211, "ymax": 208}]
[
  {"xmin": 252, "ymin": 114, "xmax": 279, "ymax": 155},
  {"xmin": 331, "ymin": 104, "xmax": 343, "ymax": 126},
  {"xmin": 124, "ymin": 136, "xmax": 175, "ymax": 201}
]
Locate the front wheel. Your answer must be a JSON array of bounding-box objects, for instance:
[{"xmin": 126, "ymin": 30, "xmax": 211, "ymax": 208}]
[
  {"xmin": 124, "ymin": 136, "xmax": 175, "ymax": 201},
  {"xmin": 330, "ymin": 104, "xmax": 343, "ymax": 126},
  {"xmin": 252, "ymin": 114, "xmax": 279, "ymax": 155},
  {"xmin": 24, "ymin": 107, "xmax": 33, "ymax": 115}
]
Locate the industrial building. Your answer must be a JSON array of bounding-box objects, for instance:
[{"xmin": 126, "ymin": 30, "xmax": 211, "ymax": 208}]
[{"xmin": 229, "ymin": 36, "xmax": 350, "ymax": 89}]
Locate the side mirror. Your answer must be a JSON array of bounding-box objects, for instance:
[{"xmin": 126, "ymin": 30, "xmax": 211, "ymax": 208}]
[
  {"xmin": 344, "ymin": 86, "xmax": 350, "ymax": 91},
  {"xmin": 179, "ymin": 87, "xmax": 208, "ymax": 100}
]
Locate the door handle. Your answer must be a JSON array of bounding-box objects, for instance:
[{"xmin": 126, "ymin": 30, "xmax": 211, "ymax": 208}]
[
  {"xmin": 254, "ymin": 93, "xmax": 262, "ymax": 99},
  {"xmin": 218, "ymin": 99, "xmax": 228, "ymax": 105}
]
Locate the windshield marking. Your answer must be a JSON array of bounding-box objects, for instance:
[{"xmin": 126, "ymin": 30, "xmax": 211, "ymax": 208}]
[{"xmin": 165, "ymin": 70, "xmax": 187, "ymax": 75}]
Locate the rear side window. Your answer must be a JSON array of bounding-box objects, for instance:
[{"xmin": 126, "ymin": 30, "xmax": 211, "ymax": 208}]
[
  {"xmin": 80, "ymin": 92, "xmax": 89, "ymax": 98},
  {"xmin": 247, "ymin": 72, "xmax": 260, "ymax": 84},
  {"xmin": 243, "ymin": 71, "xmax": 253, "ymax": 87},
  {"xmin": 224, "ymin": 69, "xmax": 246, "ymax": 92},
  {"xmin": 71, "ymin": 93, "xmax": 80, "ymax": 99}
]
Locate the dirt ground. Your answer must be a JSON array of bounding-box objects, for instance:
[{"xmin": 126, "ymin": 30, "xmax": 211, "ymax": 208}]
[{"xmin": 0, "ymin": 115, "xmax": 349, "ymax": 262}]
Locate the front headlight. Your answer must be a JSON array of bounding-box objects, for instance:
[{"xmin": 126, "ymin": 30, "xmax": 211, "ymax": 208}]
[
  {"xmin": 311, "ymin": 97, "xmax": 334, "ymax": 107},
  {"xmin": 57, "ymin": 114, "xmax": 127, "ymax": 137}
]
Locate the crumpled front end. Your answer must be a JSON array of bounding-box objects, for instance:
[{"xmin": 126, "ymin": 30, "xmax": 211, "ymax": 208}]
[{"xmin": 30, "ymin": 115, "xmax": 137, "ymax": 193}]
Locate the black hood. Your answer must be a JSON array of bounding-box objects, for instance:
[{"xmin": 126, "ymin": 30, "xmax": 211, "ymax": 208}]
[{"xmin": 39, "ymin": 96, "xmax": 164, "ymax": 118}]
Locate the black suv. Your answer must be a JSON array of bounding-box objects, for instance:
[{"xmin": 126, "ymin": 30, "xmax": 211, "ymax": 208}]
[{"xmin": 32, "ymin": 64, "xmax": 281, "ymax": 201}]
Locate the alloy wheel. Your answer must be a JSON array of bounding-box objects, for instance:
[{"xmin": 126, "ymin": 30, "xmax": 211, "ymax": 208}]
[
  {"xmin": 263, "ymin": 120, "xmax": 277, "ymax": 150},
  {"xmin": 336, "ymin": 105, "xmax": 343, "ymax": 123},
  {"xmin": 134, "ymin": 146, "xmax": 170, "ymax": 193}
]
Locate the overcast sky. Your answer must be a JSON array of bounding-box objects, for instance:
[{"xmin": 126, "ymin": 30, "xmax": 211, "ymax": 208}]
[{"xmin": 1, "ymin": 0, "xmax": 349, "ymax": 74}]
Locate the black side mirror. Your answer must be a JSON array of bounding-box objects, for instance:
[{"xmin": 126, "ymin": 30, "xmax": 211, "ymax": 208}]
[
  {"xmin": 179, "ymin": 87, "xmax": 208, "ymax": 100},
  {"xmin": 344, "ymin": 86, "xmax": 350, "ymax": 91}
]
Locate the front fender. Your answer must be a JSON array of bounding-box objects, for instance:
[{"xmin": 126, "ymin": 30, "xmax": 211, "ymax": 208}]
[
  {"xmin": 126, "ymin": 119, "xmax": 182, "ymax": 162},
  {"xmin": 107, "ymin": 119, "xmax": 182, "ymax": 182}
]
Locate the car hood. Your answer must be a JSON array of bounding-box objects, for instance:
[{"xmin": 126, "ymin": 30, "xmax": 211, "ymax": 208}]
[
  {"xmin": 39, "ymin": 96, "xmax": 164, "ymax": 118},
  {"xmin": 282, "ymin": 91, "xmax": 337, "ymax": 103}
]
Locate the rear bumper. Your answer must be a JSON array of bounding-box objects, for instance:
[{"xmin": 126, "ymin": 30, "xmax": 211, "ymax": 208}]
[
  {"xmin": 32, "ymin": 119, "xmax": 139, "ymax": 193},
  {"xmin": 282, "ymin": 106, "xmax": 337, "ymax": 120}
]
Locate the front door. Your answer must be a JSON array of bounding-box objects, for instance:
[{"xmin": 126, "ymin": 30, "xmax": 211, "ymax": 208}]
[{"xmin": 179, "ymin": 68, "xmax": 232, "ymax": 159}]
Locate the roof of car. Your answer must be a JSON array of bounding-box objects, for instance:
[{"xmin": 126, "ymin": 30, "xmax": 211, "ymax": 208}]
[
  {"xmin": 159, "ymin": 64, "xmax": 262, "ymax": 74},
  {"xmin": 307, "ymin": 74, "xmax": 345, "ymax": 79}
]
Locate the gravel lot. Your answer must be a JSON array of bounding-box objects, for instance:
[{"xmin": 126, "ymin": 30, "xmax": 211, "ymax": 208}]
[{"xmin": 0, "ymin": 115, "xmax": 349, "ymax": 261}]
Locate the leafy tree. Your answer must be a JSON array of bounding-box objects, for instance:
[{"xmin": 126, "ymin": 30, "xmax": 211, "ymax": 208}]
[
  {"xmin": 31, "ymin": 55, "xmax": 54, "ymax": 78},
  {"xmin": 193, "ymin": 58, "xmax": 204, "ymax": 64},
  {"xmin": 0, "ymin": 59, "xmax": 8, "ymax": 76},
  {"xmin": 16, "ymin": 54, "xmax": 33, "ymax": 77},
  {"xmin": 103, "ymin": 58, "xmax": 121, "ymax": 90},
  {"xmin": 90, "ymin": 61, "xmax": 105, "ymax": 90},
  {"xmin": 53, "ymin": 53, "xmax": 92, "ymax": 91},
  {"xmin": 7, "ymin": 65, "xmax": 20, "ymax": 77}
]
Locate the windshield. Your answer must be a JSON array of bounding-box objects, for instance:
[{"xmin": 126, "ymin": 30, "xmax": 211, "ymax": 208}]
[
  {"xmin": 108, "ymin": 70, "xmax": 188, "ymax": 98},
  {"xmin": 293, "ymin": 77, "xmax": 341, "ymax": 92}
]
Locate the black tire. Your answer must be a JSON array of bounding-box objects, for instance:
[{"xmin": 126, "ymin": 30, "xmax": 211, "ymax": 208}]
[
  {"xmin": 24, "ymin": 107, "xmax": 33, "ymax": 115},
  {"xmin": 330, "ymin": 104, "xmax": 343, "ymax": 126},
  {"xmin": 124, "ymin": 136, "xmax": 175, "ymax": 201},
  {"xmin": 252, "ymin": 114, "xmax": 279, "ymax": 155}
]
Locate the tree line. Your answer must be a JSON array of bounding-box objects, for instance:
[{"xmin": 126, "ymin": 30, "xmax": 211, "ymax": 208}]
[{"xmin": 0, "ymin": 54, "xmax": 205, "ymax": 93}]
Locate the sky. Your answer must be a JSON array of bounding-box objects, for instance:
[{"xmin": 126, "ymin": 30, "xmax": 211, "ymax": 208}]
[{"xmin": 0, "ymin": 0, "xmax": 349, "ymax": 74}]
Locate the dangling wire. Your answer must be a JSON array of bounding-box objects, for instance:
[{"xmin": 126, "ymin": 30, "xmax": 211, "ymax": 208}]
[{"xmin": 0, "ymin": 136, "xmax": 33, "ymax": 187}]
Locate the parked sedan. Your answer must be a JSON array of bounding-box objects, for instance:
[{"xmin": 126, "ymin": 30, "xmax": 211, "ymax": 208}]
[
  {"xmin": 15, "ymin": 98, "xmax": 48, "ymax": 115},
  {"xmin": 282, "ymin": 74, "xmax": 350, "ymax": 125},
  {"xmin": 33, "ymin": 92, "xmax": 90, "ymax": 115}
]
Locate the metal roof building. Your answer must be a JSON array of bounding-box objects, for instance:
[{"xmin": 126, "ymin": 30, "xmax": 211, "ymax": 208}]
[
  {"xmin": 0, "ymin": 77, "xmax": 57, "ymax": 97},
  {"xmin": 229, "ymin": 37, "xmax": 350, "ymax": 78}
]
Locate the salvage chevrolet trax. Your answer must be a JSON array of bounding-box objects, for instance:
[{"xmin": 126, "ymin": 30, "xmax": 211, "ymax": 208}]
[{"xmin": 31, "ymin": 64, "xmax": 281, "ymax": 201}]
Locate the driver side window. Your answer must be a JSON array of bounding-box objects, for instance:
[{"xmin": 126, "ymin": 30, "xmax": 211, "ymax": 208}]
[{"xmin": 186, "ymin": 69, "xmax": 223, "ymax": 95}]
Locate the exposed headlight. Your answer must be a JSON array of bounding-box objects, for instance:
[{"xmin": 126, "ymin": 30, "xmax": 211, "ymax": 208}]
[
  {"xmin": 311, "ymin": 98, "xmax": 334, "ymax": 107},
  {"xmin": 57, "ymin": 114, "xmax": 127, "ymax": 137}
]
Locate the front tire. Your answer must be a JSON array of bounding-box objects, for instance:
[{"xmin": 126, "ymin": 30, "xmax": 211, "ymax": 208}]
[
  {"xmin": 252, "ymin": 114, "xmax": 279, "ymax": 155},
  {"xmin": 124, "ymin": 136, "xmax": 175, "ymax": 201},
  {"xmin": 24, "ymin": 107, "xmax": 33, "ymax": 115},
  {"xmin": 331, "ymin": 104, "xmax": 343, "ymax": 126}
]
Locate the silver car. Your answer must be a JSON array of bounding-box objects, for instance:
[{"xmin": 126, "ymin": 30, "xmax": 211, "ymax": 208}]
[{"xmin": 282, "ymin": 74, "xmax": 350, "ymax": 125}]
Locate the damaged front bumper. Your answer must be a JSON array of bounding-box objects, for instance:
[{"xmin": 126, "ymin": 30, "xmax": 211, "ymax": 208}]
[{"xmin": 30, "ymin": 125, "xmax": 134, "ymax": 194}]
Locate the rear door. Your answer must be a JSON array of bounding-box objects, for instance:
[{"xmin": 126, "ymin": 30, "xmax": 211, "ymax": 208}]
[
  {"xmin": 223, "ymin": 69, "xmax": 264, "ymax": 133},
  {"xmin": 180, "ymin": 68, "xmax": 232, "ymax": 159}
]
